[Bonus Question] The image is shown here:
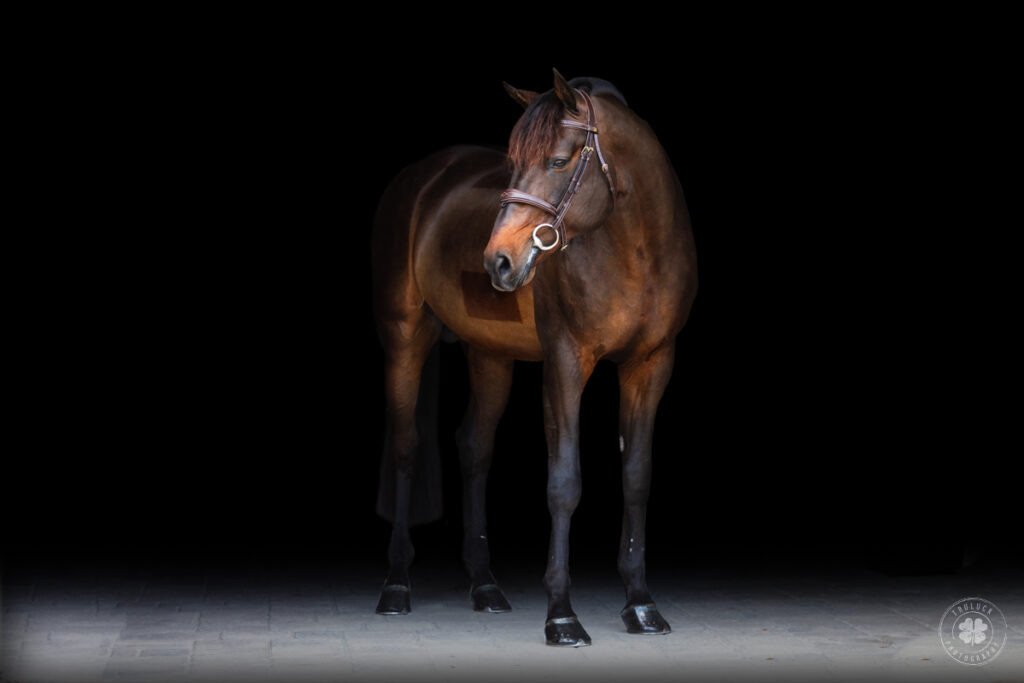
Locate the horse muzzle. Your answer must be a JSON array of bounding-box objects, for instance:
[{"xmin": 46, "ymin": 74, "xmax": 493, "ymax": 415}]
[{"xmin": 484, "ymin": 243, "xmax": 541, "ymax": 292}]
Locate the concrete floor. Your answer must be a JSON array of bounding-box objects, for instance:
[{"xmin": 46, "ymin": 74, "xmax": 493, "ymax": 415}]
[{"xmin": 2, "ymin": 560, "xmax": 1022, "ymax": 683}]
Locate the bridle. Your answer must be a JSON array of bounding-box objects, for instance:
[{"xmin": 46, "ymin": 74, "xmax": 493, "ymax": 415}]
[{"xmin": 499, "ymin": 89, "xmax": 616, "ymax": 252}]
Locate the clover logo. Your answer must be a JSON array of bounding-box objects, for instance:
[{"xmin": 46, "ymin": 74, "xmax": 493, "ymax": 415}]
[
  {"xmin": 939, "ymin": 597, "xmax": 1006, "ymax": 666},
  {"xmin": 958, "ymin": 616, "xmax": 989, "ymax": 645}
]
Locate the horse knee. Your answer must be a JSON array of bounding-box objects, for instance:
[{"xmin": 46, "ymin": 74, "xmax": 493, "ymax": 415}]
[
  {"xmin": 547, "ymin": 471, "xmax": 581, "ymax": 513},
  {"xmin": 621, "ymin": 457, "xmax": 651, "ymax": 506},
  {"xmin": 455, "ymin": 425, "xmax": 493, "ymax": 475}
]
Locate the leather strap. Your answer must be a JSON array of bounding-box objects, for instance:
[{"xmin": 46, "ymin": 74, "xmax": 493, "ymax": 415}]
[
  {"xmin": 500, "ymin": 89, "xmax": 615, "ymax": 251},
  {"xmin": 500, "ymin": 189, "xmax": 557, "ymax": 215}
]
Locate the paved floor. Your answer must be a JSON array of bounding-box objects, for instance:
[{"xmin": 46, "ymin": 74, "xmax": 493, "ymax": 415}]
[{"xmin": 2, "ymin": 560, "xmax": 1022, "ymax": 683}]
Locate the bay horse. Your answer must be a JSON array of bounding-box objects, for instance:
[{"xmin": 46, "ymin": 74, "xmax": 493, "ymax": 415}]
[{"xmin": 371, "ymin": 69, "xmax": 697, "ymax": 646}]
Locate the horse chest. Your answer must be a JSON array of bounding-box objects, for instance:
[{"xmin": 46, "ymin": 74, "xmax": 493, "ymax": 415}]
[{"xmin": 536, "ymin": 268, "xmax": 656, "ymax": 358}]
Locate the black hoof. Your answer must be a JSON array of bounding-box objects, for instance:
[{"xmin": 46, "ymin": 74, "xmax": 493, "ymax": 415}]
[
  {"xmin": 621, "ymin": 603, "xmax": 671, "ymax": 634},
  {"xmin": 545, "ymin": 616, "xmax": 592, "ymax": 647},
  {"xmin": 471, "ymin": 583, "xmax": 512, "ymax": 613},
  {"xmin": 375, "ymin": 584, "xmax": 410, "ymax": 615}
]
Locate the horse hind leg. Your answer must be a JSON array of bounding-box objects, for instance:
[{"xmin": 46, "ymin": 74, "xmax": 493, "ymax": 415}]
[
  {"xmin": 457, "ymin": 346, "xmax": 513, "ymax": 613},
  {"xmin": 375, "ymin": 312, "xmax": 441, "ymax": 615},
  {"xmin": 616, "ymin": 344, "xmax": 675, "ymax": 635}
]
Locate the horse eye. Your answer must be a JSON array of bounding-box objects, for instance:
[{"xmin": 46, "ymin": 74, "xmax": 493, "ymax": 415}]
[{"xmin": 549, "ymin": 158, "xmax": 569, "ymax": 169}]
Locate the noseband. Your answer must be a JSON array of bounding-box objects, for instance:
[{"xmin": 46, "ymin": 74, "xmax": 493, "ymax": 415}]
[{"xmin": 499, "ymin": 89, "xmax": 615, "ymax": 252}]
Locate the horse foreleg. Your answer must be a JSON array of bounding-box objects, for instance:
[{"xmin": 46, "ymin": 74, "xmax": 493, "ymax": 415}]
[
  {"xmin": 375, "ymin": 317, "xmax": 439, "ymax": 615},
  {"xmin": 616, "ymin": 344, "xmax": 674, "ymax": 634},
  {"xmin": 456, "ymin": 347, "xmax": 513, "ymax": 612},
  {"xmin": 541, "ymin": 345, "xmax": 595, "ymax": 646}
]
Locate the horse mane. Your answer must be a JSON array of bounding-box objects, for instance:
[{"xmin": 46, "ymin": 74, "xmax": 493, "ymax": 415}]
[
  {"xmin": 507, "ymin": 76, "xmax": 627, "ymax": 172},
  {"xmin": 568, "ymin": 77, "xmax": 628, "ymax": 107}
]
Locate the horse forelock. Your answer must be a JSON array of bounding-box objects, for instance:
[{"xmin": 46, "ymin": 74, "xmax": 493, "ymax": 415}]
[
  {"xmin": 507, "ymin": 92, "xmax": 565, "ymax": 173},
  {"xmin": 507, "ymin": 78, "xmax": 628, "ymax": 173}
]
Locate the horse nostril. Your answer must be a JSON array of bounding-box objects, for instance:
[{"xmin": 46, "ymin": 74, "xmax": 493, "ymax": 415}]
[{"xmin": 496, "ymin": 252, "xmax": 512, "ymax": 278}]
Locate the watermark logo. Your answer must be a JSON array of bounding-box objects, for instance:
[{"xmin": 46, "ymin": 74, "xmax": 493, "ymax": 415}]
[{"xmin": 938, "ymin": 597, "xmax": 1006, "ymax": 665}]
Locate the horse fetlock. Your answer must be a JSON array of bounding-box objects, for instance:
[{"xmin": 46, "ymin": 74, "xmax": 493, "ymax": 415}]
[
  {"xmin": 542, "ymin": 576, "xmax": 572, "ymax": 603},
  {"xmin": 621, "ymin": 585, "xmax": 654, "ymax": 606},
  {"xmin": 387, "ymin": 536, "xmax": 414, "ymax": 569},
  {"xmin": 617, "ymin": 555, "xmax": 646, "ymax": 580},
  {"xmin": 462, "ymin": 545, "xmax": 493, "ymax": 583}
]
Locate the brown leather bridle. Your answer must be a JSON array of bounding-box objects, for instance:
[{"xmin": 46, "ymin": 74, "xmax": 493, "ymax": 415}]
[{"xmin": 499, "ymin": 89, "xmax": 615, "ymax": 252}]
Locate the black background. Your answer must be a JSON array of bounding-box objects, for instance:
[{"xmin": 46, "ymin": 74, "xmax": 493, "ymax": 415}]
[{"xmin": 8, "ymin": 14, "xmax": 1013, "ymax": 577}]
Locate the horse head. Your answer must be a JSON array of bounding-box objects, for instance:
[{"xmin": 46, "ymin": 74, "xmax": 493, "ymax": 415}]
[{"xmin": 484, "ymin": 69, "xmax": 618, "ymax": 291}]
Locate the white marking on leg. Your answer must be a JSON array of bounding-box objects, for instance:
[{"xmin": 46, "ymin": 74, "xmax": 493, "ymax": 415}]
[{"xmin": 619, "ymin": 435, "xmax": 625, "ymax": 452}]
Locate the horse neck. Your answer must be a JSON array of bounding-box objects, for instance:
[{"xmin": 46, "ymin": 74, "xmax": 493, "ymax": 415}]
[
  {"xmin": 540, "ymin": 102, "xmax": 683, "ymax": 298},
  {"xmin": 599, "ymin": 114, "xmax": 679, "ymax": 254},
  {"xmin": 539, "ymin": 121, "xmax": 681, "ymax": 313}
]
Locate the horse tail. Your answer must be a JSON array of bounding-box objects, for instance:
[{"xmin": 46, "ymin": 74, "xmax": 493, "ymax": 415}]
[{"xmin": 376, "ymin": 341, "xmax": 444, "ymax": 526}]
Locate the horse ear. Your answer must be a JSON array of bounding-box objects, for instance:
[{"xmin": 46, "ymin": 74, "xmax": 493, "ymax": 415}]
[
  {"xmin": 503, "ymin": 82, "xmax": 538, "ymax": 110},
  {"xmin": 552, "ymin": 68, "xmax": 579, "ymax": 115}
]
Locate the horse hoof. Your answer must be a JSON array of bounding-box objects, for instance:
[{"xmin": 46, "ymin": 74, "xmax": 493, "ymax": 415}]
[
  {"xmin": 621, "ymin": 603, "xmax": 671, "ymax": 634},
  {"xmin": 375, "ymin": 584, "xmax": 410, "ymax": 615},
  {"xmin": 471, "ymin": 583, "xmax": 512, "ymax": 613},
  {"xmin": 545, "ymin": 616, "xmax": 592, "ymax": 647}
]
